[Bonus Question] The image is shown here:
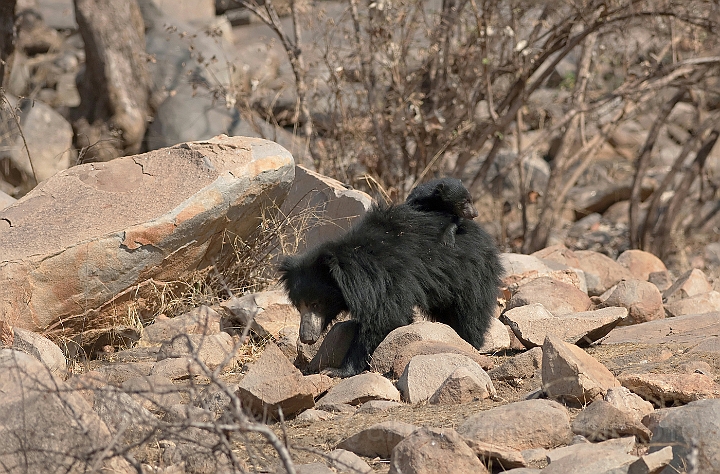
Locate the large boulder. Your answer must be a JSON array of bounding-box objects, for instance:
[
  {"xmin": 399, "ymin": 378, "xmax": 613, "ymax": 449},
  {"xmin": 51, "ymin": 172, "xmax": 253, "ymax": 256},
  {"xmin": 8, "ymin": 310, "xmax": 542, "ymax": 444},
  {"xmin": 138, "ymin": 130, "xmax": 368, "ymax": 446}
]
[{"xmin": 0, "ymin": 136, "xmax": 294, "ymax": 337}]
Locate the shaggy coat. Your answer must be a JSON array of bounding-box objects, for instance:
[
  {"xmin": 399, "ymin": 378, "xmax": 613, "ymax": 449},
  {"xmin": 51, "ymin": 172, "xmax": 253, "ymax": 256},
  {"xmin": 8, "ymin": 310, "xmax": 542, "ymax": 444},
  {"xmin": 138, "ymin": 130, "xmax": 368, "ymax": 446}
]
[{"xmin": 279, "ymin": 203, "xmax": 503, "ymax": 377}]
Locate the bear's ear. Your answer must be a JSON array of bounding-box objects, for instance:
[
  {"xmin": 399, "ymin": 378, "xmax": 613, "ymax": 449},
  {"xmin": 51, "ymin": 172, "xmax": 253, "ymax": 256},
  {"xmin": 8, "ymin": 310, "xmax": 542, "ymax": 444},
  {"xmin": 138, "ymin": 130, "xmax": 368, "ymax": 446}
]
[
  {"xmin": 316, "ymin": 250, "xmax": 339, "ymax": 273},
  {"xmin": 277, "ymin": 255, "xmax": 296, "ymax": 276}
]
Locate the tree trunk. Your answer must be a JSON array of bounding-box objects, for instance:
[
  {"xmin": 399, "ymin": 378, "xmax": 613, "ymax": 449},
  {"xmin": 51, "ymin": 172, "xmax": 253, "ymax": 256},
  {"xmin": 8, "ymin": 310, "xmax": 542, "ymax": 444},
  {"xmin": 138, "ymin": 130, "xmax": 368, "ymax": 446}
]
[
  {"xmin": 0, "ymin": 0, "xmax": 16, "ymax": 89},
  {"xmin": 73, "ymin": 0, "xmax": 149, "ymax": 161}
]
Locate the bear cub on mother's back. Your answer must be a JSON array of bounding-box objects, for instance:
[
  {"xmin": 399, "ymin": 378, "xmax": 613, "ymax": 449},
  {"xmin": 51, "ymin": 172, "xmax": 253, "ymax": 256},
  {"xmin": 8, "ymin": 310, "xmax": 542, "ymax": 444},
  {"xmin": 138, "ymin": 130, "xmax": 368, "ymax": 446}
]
[{"xmin": 279, "ymin": 202, "xmax": 503, "ymax": 378}]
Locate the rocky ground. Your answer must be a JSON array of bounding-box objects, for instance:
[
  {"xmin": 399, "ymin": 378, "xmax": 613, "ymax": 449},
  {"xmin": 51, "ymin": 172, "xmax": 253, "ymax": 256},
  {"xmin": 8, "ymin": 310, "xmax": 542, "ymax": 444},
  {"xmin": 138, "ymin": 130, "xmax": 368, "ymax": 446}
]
[
  {"xmin": 1, "ymin": 135, "xmax": 720, "ymax": 473},
  {"xmin": 2, "ymin": 1, "xmax": 720, "ymax": 473}
]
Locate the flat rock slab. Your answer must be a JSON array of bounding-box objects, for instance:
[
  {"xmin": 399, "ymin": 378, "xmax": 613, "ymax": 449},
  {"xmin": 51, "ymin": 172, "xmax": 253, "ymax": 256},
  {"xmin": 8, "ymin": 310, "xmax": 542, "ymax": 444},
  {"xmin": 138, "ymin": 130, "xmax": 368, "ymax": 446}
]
[
  {"xmin": 0, "ymin": 135, "xmax": 294, "ymax": 336},
  {"xmin": 541, "ymin": 439, "xmax": 637, "ymax": 474},
  {"xmin": 619, "ymin": 372, "xmax": 720, "ymax": 405},
  {"xmin": 600, "ymin": 312, "xmax": 720, "ymax": 348},
  {"xmin": 502, "ymin": 304, "xmax": 627, "ymax": 348}
]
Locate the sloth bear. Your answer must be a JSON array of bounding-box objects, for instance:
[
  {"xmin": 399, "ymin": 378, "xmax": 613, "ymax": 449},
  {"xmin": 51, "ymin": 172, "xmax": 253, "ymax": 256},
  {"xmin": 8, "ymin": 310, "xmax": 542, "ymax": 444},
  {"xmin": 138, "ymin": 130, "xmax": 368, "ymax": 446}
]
[
  {"xmin": 279, "ymin": 199, "xmax": 503, "ymax": 377},
  {"xmin": 406, "ymin": 177, "xmax": 479, "ymax": 245}
]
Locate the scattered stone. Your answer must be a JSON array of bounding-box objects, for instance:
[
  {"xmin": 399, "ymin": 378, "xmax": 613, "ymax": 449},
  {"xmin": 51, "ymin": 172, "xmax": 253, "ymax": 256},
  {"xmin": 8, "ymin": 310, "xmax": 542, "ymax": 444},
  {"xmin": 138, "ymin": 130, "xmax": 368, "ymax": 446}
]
[
  {"xmin": 141, "ymin": 305, "xmax": 221, "ymax": 345},
  {"xmin": 604, "ymin": 386, "xmax": 655, "ymax": 422},
  {"xmin": 532, "ymin": 244, "xmax": 581, "ymax": 269},
  {"xmin": 542, "ymin": 334, "xmax": 620, "ymax": 405},
  {"xmin": 627, "ymin": 446, "xmax": 673, "ymax": 474},
  {"xmin": 303, "ymin": 373, "xmax": 335, "ymax": 398},
  {"xmin": 315, "ymin": 402, "xmax": 357, "ymax": 414},
  {"xmin": 397, "ymin": 353, "xmax": 495, "ymax": 404},
  {"xmin": 664, "ymin": 290, "xmax": 720, "ymax": 317},
  {"xmin": 601, "ymin": 312, "xmax": 720, "ymax": 347},
  {"xmin": 542, "ymin": 437, "xmax": 637, "ymax": 473},
  {"xmin": 105, "ymin": 386, "xmax": 161, "ymax": 442},
  {"xmin": 218, "ymin": 289, "xmax": 299, "ymax": 338},
  {"xmin": 506, "ymin": 277, "xmax": 592, "ymax": 316},
  {"xmin": 507, "ymin": 268, "xmax": 588, "ymax": 294},
  {"xmin": 503, "ymin": 304, "xmax": 627, "ymax": 348},
  {"xmin": 648, "ymin": 270, "xmax": 673, "ymax": 292},
  {"xmin": 161, "ymin": 437, "xmax": 234, "ymax": 474},
  {"xmin": 500, "ymin": 253, "xmax": 555, "ymax": 278},
  {"xmin": 619, "ymin": 372, "xmax": 720, "ymax": 406},
  {"xmin": 0, "ymin": 349, "xmax": 133, "ymax": 473},
  {"xmin": 95, "ymin": 361, "xmax": 155, "ymax": 385},
  {"xmin": 307, "ymin": 320, "xmax": 358, "ymax": 373},
  {"xmin": 389, "ymin": 340, "xmax": 493, "ymax": 378},
  {"xmin": 276, "ymin": 325, "xmax": 301, "ymax": 361},
  {"xmin": 429, "ymin": 365, "xmax": 496, "ymax": 404},
  {"xmin": 295, "ymin": 463, "xmax": 334, "ymax": 474},
  {"xmin": 677, "ymin": 360, "xmax": 714, "ymax": 376},
  {"xmin": 489, "ymin": 347, "xmax": 543, "ymax": 381},
  {"xmin": 570, "ymin": 179, "xmax": 651, "ymax": 217},
  {"xmin": 616, "ymin": 249, "xmax": 668, "ymax": 281},
  {"xmin": 150, "ymin": 356, "xmax": 204, "ymax": 380},
  {"xmin": 11, "ymin": 327, "xmax": 67, "ymax": 379},
  {"xmin": 327, "ymin": 449, "xmax": 373, "ymax": 473},
  {"xmin": 295, "ymin": 408, "xmax": 335, "ymax": 422},
  {"xmin": 0, "ymin": 191, "xmax": 15, "ymax": 210},
  {"xmin": 520, "ymin": 448, "xmax": 548, "ymax": 467},
  {"xmin": 704, "ymin": 242, "xmax": 720, "ymax": 267},
  {"xmin": 165, "ymin": 404, "xmax": 214, "ymax": 424},
  {"xmin": 193, "ymin": 383, "xmax": 240, "ymax": 415},
  {"xmin": 574, "ymin": 250, "xmax": 634, "ymax": 296},
  {"xmin": 463, "ymin": 439, "xmax": 527, "ymax": 469},
  {"xmin": 356, "ymin": 400, "xmax": 405, "ymax": 414},
  {"xmin": 596, "ymin": 279, "xmax": 665, "ymax": 325},
  {"xmin": 156, "ymin": 332, "xmax": 238, "ymax": 370},
  {"xmin": 476, "ymin": 316, "xmax": 512, "ymax": 352},
  {"xmin": 121, "ymin": 374, "xmax": 183, "ymax": 412},
  {"xmin": 0, "ymin": 94, "xmax": 73, "ymax": 182},
  {"xmin": 371, "ymin": 321, "xmax": 482, "ymax": 374},
  {"xmin": 338, "ymin": 421, "xmax": 418, "ymax": 458},
  {"xmin": 641, "ymin": 409, "xmax": 672, "ymax": 433},
  {"xmin": 571, "ymin": 400, "xmax": 652, "ymax": 442},
  {"xmin": 389, "ymin": 427, "xmax": 489, "ymax": 474},
  {"xmin": 90, "ymin": 386, "xmax": 157, "ymax": 445},
  {"xmin": 236, "ymin": 343, "xmax": 315, "ymax": 418},
  {"xmin": 663, "ymin": 268, "xmax": 712, "ymax": 303},
  {"xmin": 316, "ymin": 372, "xmax": 401, "ymax": 406},
  {"xmin": 458, "ymin": 399, "xmax": 572, "ymax": 451},
  {"xmin": 648, "ymin": 399, "xmax": 720, "ymax": 473}
]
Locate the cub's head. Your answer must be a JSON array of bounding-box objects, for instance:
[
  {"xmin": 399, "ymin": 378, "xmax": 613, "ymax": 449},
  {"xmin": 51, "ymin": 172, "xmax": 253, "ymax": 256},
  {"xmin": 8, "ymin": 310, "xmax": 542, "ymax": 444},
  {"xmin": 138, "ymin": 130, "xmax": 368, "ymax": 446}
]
[{"xmin": 279, "ymin": 251, "xmax": 348, "ymax": 345}]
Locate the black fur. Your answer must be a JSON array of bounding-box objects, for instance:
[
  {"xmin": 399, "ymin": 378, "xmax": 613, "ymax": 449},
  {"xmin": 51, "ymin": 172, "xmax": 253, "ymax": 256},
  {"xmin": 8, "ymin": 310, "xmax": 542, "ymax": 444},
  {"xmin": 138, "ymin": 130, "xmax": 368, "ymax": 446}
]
[
  {"xmin": 406, "ymin": 178, "xmax": 478, "ymax": 245},
  {"xmin": 279, "ymin": 203, "xmax": 503, "ymax": 377}
]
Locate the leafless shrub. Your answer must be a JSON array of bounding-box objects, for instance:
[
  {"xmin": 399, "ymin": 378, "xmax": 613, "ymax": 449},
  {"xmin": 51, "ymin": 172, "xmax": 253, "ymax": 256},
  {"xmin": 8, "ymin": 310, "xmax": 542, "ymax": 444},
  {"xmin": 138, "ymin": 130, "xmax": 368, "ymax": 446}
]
[{"xmin": 240, "ymin": 0, "xmax": 720, "ymax": 257}]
